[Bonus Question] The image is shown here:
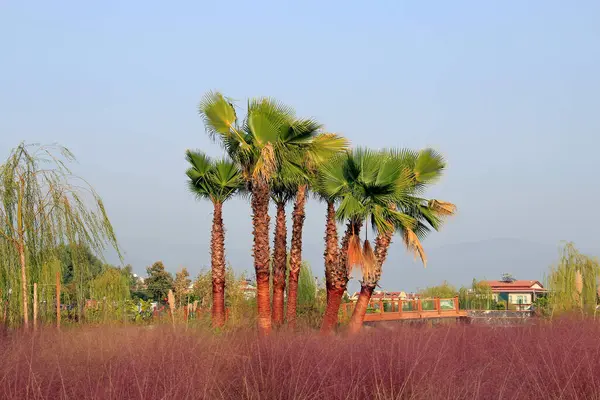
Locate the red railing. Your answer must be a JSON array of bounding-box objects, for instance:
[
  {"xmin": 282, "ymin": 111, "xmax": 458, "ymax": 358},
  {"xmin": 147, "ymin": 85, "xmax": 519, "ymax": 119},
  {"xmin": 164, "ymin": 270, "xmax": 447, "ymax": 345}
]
[{"xmin": 341, "ymin": 297, "xmax": 467, "ymax": 322}]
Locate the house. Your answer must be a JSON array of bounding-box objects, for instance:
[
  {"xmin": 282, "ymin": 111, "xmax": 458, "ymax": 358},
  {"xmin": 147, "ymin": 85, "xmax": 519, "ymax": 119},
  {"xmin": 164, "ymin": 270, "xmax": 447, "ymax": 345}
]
[
  {"xmin": 482, "ymin": 279, "xmax": 547, "ymax": 311},
  {"xmin": 240, "ymin": 279, "xmax": 256, "ymax": 299},
  {"xmin": 349, "ymin": 290, "xmax": 408, "ymax": 302}
]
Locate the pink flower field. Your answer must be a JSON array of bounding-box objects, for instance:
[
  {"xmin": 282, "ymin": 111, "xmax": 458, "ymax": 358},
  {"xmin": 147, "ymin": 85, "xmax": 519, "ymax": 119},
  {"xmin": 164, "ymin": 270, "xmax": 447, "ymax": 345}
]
[{"xmin": 1, "ymin": 319, "xmax": 600, "ymax": 399}]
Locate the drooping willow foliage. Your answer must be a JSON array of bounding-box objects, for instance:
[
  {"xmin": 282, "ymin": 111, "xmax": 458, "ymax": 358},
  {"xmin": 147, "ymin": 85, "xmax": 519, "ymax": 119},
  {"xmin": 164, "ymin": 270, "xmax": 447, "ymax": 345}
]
[
  {"xmin": 547, "ymin": 242, "xmax": 600, "ymax": 315},
  {"xmin": 0, "ymin": 143, "xmax": 121, "ymax": 327}
]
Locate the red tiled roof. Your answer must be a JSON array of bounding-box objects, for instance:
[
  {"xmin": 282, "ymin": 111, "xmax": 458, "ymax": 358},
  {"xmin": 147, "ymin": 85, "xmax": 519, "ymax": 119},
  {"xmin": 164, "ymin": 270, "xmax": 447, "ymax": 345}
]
[
  {"xmin": 350, "ymin": 291, "xmax": 414, "ymax": 299},
  {"xmin": 482, "ymin": 280, "xmax": 546, "ymax": 291}
]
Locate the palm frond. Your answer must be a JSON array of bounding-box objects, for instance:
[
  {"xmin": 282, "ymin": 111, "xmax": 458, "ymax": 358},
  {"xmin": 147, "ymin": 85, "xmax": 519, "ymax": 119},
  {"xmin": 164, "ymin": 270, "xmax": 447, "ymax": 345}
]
[
  {"xmin": 347, "ymin": 234, "xmax": 363, "ymax": 273},
  {"xmin": 427, "ymin": 199, "xmax": 457, "ymax": 217},
  {"xmin": 361, "ymin": 239, "xmax": 377, "ymax": 283},
  {"xmin": 402, "ymin": 228, "xmax": 427, "ymax": 267},
  {"xmin": 414, "ymin": 148, "xmax": 445, "ymax": 183},
  {"xmin": 198, "ymin": 91, "xmax": 239, "ymax": 141}
]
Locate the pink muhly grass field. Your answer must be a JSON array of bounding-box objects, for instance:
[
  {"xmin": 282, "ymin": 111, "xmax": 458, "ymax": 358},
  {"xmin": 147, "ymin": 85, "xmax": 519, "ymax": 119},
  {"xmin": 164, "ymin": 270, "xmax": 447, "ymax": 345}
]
[{"xmin": 1, "ymin": 319, "xmax": 600, "ymax": 399}]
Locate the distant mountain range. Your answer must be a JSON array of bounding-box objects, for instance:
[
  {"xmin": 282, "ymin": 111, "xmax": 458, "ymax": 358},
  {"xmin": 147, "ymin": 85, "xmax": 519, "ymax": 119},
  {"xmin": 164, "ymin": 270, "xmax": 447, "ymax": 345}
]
[{"xmin": 344, "ymin": 238, "xmax": 595, "ymax": 294}]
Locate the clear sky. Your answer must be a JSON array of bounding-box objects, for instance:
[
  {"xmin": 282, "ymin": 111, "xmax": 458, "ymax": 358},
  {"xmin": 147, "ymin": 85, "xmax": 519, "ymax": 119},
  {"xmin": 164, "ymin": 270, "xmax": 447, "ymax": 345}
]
[{"xmin": 2, "ymin": 1, "xmax": 599, "ymax": 290}]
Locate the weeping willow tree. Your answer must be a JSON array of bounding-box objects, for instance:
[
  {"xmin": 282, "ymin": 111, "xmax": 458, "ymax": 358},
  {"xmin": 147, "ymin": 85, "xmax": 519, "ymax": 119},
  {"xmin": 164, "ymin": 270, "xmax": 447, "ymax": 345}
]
[
  {"xmin": 0, "ymin": 143, "xmax": 120, "ymax": 327},
  {"xmin": 547, "ymin": 242, "xmax": 600, "ymax": 315}
]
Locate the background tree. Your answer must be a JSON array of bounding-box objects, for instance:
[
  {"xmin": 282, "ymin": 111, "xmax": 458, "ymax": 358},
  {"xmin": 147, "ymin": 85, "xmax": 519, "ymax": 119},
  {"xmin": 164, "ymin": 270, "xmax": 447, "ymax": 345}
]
[
  {"xmin": 547, "ymin": 242, "xmax": 600, "ymax": 315},
  {"xmin": 89, "ymin": 266, "xmax": 130, "ymax": 304},
  {"xmin": 420, "ymin": 281, "xmax": 458, "ymax": 298},
  {"xmin": 0, "ymin": 143, "xmax": 120, "ymax": 327},
  {"xmin": 186, "ymin": 150, "xmax": 241, "ymax": 327},
  {"xmin": 173, "ymin": 267, "xmax": 191, "ymax": 308},
  {"xmin": 458, "ymin": 279, "xmax": 494, "ymax": 310},
  {"xmin": 145, "ymin": 261, "xmax": 173, "ymax": 304}
]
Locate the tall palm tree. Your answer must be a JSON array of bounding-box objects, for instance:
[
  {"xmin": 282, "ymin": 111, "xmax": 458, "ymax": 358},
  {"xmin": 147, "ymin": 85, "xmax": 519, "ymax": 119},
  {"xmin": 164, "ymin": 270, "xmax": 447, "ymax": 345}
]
[
  {"xmin": 346, "ymin": 149, "xmax": 456, "ymax": 333},
  {"xmin": 286, "ymin": 133, "xmax": 348, "ymax": 328},
  {"xmin": 316, "ymin": 149, "xmax": 413, "ymax": 333},
  {"xmin": 270, "ymin": 169, "xmax": 298, "ymax": 326},
  {"xmin": 198, "ymin": 92, "xmax": 343, "ymax": 334},
  {"xmin": 185, "ymin": 150, "xmax": 242, "ymax": 327},
  {"xmin": 313, "ymin": 154, "xmax": 347, "ymax": 333}
]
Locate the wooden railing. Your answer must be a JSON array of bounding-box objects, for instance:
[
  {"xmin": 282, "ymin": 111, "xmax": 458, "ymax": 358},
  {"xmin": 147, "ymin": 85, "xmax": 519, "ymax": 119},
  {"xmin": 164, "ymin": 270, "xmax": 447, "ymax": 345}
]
[{"xmin": 341, "ymin": 297, "xmax": 467, "ymax": 322}]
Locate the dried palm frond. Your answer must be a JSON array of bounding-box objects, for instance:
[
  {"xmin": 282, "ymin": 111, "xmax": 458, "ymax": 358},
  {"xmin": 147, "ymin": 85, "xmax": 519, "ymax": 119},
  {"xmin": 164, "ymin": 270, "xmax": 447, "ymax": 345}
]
[
  {"xmin": 347, "ymin": 234, "xmax": 363, "ymax": 273},
  {"xmin": 362, "ymin": 240, "xmax": 377, "ymax": 284},
  {"xmin": 403, "ymin": 228, "xmax": 427, "ymax": 268},
  {"xmin": 254, "ymin": 143, "xmax": 277, "ymax": 181},
  {"xmin": 428, "ymin": 200, "xmax": 457, "ymax": 217}
]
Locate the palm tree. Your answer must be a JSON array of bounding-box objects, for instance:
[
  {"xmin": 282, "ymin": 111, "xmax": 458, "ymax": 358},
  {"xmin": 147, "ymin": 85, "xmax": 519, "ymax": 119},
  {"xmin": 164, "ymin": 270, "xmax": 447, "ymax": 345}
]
[
  {"xmin": 198, "ymin": 92, "xmax": 343, "ymax": 334},
  {"xmin": 270, "ymin": 170, "xmax": 297, "ymax": 326},
  {"xmin": 312, "ymin": 155, "xmax": 345, "ymax": 333},
  {"xmin": 316, "ymin": 149, "xmax": 411, "ymax": 333},
  {"xmin": 185, "ymin": 150, "xmax": 241, "ymax": 327},
  {"xmin": 286, "ymin": 134, "xmax": 348, "ymax": 328},
  {"xmin": 345, "ymin": 149, "xmax": 456, "ymax": 333}
]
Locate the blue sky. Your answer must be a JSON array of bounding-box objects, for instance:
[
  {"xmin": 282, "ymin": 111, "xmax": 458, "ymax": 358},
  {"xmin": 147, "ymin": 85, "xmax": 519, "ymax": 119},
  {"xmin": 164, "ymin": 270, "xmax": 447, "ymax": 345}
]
[{"xmin": 1, "ymin": 1, "xmax": 599, "ymax": 290}]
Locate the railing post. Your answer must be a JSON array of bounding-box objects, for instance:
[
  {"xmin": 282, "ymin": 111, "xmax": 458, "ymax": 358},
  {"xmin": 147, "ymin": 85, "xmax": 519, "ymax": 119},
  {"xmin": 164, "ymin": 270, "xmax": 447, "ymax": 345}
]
[
  {"xmin": 417, "ymin": 298, "xmax": 422, "ymax": 317},
  {"xmin": 437, "ymin": 298, "xmax": 442, "ymax": 314},
  {"xmin": 399, "ymin": 299, "xmax": 403, "ymax": 317},
  {"xmin": 379, "ymin": 300, "xmax": 384, "ymax": 319},
  {"xmin": 454, "ymin": 296, "xmax": 459, "ymax": 313}
]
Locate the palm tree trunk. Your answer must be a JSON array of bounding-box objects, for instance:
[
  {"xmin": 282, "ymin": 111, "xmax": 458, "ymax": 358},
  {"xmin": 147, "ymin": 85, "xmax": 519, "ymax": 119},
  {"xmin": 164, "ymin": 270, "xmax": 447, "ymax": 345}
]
[
  {"xmin": 321, "ymin": 220, "xmax": 362, "ymax": 334},
  {"xmin": 348, "ymin": 284, "xmax": 375, "ymax": 334},
  {"xmin": 271, "ymin": 201, "xmax": 287, "ymax": 326},
  {"xmin": 320, "ymin": 202, "xmax": 343, "ymax": 334},
  {"xmin": 286, "ymin": 184, "xmax": 307, "ymax": 328},
  {"xmin": 348, "ymin": 230, "xmax": 391, "ymax": 334},
  {"xmin": 374, "ymin": 231, "xmax": 393, "ymax": 267},
  {"xmin": 251, "ymin": 179, "xmax": 272, "ymax": 335},
  {"xmin": 211, "ymin": 201, "xmax": 226, "ymax": 328}
]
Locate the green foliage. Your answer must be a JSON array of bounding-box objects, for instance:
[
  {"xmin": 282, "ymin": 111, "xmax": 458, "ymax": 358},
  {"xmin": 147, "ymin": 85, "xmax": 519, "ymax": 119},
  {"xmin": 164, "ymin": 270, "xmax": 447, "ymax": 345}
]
[
  {"xmin": 315, "ymin": 148, "xmax": 454, "ymax": 281},
  {"xmin": 297, "ymin": 262, "xmax": 317, "ymax": 308},
  {"xmin": 89, "ymin": 267, "xmax": 130, "ymax": 303},
  {"xmin": 173, "ymin": 267, "xmax": 191, "ymax": 307},
  {"xmin": 145, "ymin": 261, "xmax": 173, "ymax": 304},
  {"xmin": 185, "ymin": 151, "xmax": 242, "ymax": 204},
  {"xmin": 458, "ymin": 280, "xmax": 495, "ymax": 310},
  {"xmin": 547, "ymin": 242, "xmax": 600, "ymax": 315},
  {"xmin": 0, "ymin": 143, "xmax": 120, "ymax": 325},
  {"xmin": 198, "ymin": 91, "xmax": 347, "ymax": 186},
  {"xmin": 420, "ymin": 281, "xmax": 457, "ymax": 298}
]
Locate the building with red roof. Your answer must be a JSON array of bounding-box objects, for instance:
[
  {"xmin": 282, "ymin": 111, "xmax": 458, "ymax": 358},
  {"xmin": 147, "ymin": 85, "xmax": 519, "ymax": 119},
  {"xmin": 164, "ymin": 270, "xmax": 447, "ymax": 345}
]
[{"xmin": 481, "ymin": 279, "xmax": 546, "ymax": 310}]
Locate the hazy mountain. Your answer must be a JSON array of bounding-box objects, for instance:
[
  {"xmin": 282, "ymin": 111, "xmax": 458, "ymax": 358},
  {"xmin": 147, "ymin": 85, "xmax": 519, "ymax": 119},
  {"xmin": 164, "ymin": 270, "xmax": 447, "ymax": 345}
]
[{"xmin": 348, "ymin": 238, "xmax": 574, "ymax": 293}]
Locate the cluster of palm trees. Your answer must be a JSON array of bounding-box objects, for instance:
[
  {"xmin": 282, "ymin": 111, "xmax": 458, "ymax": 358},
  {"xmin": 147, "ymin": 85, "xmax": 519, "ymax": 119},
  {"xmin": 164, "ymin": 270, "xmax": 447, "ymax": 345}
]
[{"xmin": 185, "ymin": 92, "xmax": 455, "ymax": 335}]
